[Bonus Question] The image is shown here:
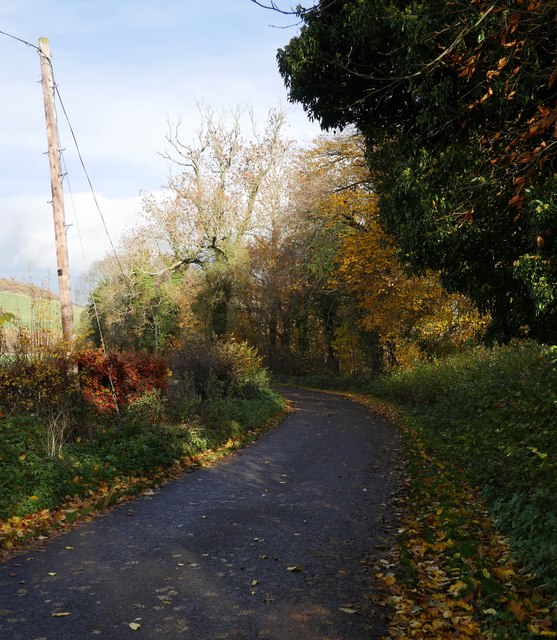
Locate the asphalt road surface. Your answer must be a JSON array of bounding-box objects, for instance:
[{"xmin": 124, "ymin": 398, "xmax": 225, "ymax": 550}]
[{"xmin": 0, "ymin": 387, "xmax": 401, "ymax": 640}]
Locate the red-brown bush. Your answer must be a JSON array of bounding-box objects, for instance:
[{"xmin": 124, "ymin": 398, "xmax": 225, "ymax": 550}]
[{"xmin": 76, "ymin": 349, "xmax": 170, "ymax": 415}]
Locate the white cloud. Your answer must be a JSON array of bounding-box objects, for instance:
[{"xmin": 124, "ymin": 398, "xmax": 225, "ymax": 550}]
[{"xmin": 0, "ymin": 192, "xmax": 144, "ymax": 286}]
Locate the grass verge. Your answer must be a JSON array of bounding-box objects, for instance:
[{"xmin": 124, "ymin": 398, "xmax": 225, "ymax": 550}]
[
  {"xmin": 0, "ymin": 389, "xmax": 286, "ymax": 559},
  {"xmin": 352, "ymin": 393, "xmax": 556, "ymax": 639}
]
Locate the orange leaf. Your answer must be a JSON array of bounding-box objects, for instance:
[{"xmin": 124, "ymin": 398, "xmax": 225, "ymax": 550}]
[{"xmin": 507, "ymin": 599, "xmax": 527, "ymax": 622}]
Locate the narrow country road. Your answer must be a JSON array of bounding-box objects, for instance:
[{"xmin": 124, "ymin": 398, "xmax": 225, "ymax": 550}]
[{"xmin": 0, "ymin": 388, "xmax": 401, "ymax": 640}]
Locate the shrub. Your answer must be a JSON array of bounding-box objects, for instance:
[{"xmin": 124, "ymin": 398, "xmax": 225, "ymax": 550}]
[
  {"xmin": 0, "ymin": 336, "xmax": 83, "ymax": 456},
  {"xmin": 0, "ymin": 343, "xmax": 171, "ymax": 453},
  {"xmin": 169, "ymin": 337, "xmax": 270, "ymax": 402},
  {"xmin": 76, "ymin": 348, "xmax": 170, "ymax": 415},
  {"xmin": 123, "ymin": 388, "xmax": 167, "ymax": 427},
  {"xmin": 371, "ymin": 340, "xmax": 557, "ymax": 588},
  {"xmin": 213, "ymin": 340, "xmax": 270, "ymax": 398}
]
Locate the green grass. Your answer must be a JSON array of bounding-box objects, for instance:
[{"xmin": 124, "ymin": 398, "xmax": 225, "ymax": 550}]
[
  {"xmin": 0, "ymin": 291, "xmax": 83, "ymax": 332},
  {"xmin": 369, "ymin": 341, "xmax": 557, "ymax": 590}
]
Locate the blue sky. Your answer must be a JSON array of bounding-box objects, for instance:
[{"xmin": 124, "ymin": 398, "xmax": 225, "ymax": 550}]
[{"xmin": 0, "ymin": 1, "xmax": 319, "ymax": 293}]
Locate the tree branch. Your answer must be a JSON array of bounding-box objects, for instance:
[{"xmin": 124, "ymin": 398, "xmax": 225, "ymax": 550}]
[{"xmin": 150, "ymin": 256, "xmax": 204, "ymax": 278}]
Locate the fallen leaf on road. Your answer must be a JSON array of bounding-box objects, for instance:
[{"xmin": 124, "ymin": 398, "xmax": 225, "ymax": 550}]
[
  {"xmin": 286, "ymin": 565, "xmax": 302, "ymax": 572},
  {"xmin": 48, "ymin": 572, "xmax": 57, "ymax": 576},
  {"xmin": 52, "ymin": 612, "xmax": 71, "ymax": 617},
  {"xmin": 339, "ymin": 607, "xmax": 358, "ymax": 615},
  {"xmin": 129, "ymin": 622, "xmax": 141, "ymax": 630}
]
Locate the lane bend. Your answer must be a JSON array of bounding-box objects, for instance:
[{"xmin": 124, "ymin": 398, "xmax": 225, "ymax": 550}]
[{"xmin": 0, "ymin": 387, "xmax": 401, "ymax": 640}]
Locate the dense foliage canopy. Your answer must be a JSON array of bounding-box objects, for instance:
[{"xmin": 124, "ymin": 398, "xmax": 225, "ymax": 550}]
[
  {"xmin": 85, "ymin": 113, "xmax": 486, "ymax": 374},
  {"xmin": 278, "ymin": 0, "xmax": 557, "ymax": 341}
]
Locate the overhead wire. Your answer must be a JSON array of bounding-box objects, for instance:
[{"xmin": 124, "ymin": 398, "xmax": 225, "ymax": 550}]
[
  {"xmin": 59, "ymin": 153, "xmax": 121, "ymax": 415},
  {"xmin": 53, "ymin": 84, "xmax": 128, "ymax": 281},
  {"xmin": 2, "ymin": 27, "xmax": 123, "ymax": 413},
  {"xmin": 0, "ymin": 29, "xmax": 39, "ymax": 50},
  {"xmin": 45, "ymin": 53, "xmax": 124, "ymax": 414}
]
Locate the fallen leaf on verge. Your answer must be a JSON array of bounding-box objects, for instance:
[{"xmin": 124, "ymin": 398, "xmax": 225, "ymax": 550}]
[
  {"xmin": 52, "ymin": 612, "xmax": 71, "ymax": 617},
  {"xmin": 286, "ymin": 565, "xmax": 302, "ymax": 572},
  {"xmin": 383, "ymin": 573, "xmax": 396, "ymax": 586},
  {"xmin": 507, "ymin": 599, "xmax": 527, "ymax": 622},
  {"xmin": 129, "ymin": 622, "xmax": 141, "ymax": 631}
]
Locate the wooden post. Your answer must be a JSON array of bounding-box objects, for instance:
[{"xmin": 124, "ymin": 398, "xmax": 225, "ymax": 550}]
[{"xmin": 38, "ymin": 37, "xmax": 74, "ymax": 344}]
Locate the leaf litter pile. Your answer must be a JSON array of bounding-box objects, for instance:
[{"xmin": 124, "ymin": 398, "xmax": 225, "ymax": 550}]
[{"xmin": 345, "ymin": 393, "xmax": 557, "ymax": 639}]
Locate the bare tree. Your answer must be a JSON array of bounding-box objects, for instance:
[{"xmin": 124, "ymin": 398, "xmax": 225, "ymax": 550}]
[{"xmin": 143, "ymin": 104, "xmax": 292, "ymax": 336}]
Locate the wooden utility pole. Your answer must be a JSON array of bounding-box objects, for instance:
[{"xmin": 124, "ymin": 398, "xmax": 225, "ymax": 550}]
[{"xmin": 38, "ymin": 37, "xmax": 74, "ymax": 344}]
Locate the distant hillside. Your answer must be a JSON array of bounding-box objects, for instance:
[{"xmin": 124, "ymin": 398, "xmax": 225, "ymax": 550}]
[
  {"xmin": 0, "ymin": 279, "xmax": 84, "ymax": 331},
  {"xmin": 0, "ymin": 278, "xmax": 58, "ymax": 300}
]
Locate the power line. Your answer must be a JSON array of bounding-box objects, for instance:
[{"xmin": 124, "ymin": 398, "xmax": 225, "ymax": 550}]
[
  {"xmin": 1, "ymin": 27, "xmax": 127, "ymax": 281},
  {"xmin": 0, "ymin": 29, "xmax": 39, "ymax": 50},
  {"xmin": 60, "ymin": 154, "xmax": 121, "ymax": 415},
  {"xmin": 2, "ymin": 28, "xmax": 125, "ymax": 409},
  {"xmin": 53, "ymin": 84, "xmax": 128, "ymax": 281}
]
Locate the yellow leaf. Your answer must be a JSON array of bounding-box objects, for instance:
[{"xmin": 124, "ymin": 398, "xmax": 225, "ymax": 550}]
[
  {"xmin": 48, "ymin": 572, "xmax": 57, "ymax": 577},
  {"xmin": 129, "ymin": 622, "xmax": 141, "ymax": 631},
  {"xmin": 251, "ymin": 580, "xmax": 258, "ymax": 586},
  {"xmin": 448, "ymin": 580, "xmax": 467, "ymax": 594},
  {"xmin": 508, "ymin": 599, "xmax": 527, "ymax": 622},
  {"xmin": 482, "ymin": 568, "xmax": 491, "ymax": 579},
  {"xmin": 528, "ymin": 623, "xmax": 557, "ymax": 636},
  {"xmin": 493, "ymin": 566, "xmax": 515, "ymax": 582},
  {"xmin": 384, "ymin": 573, "xmax": 396, "ymax": 586},
  {"xmin": 19, "ymin": 454, "xmax": 26, "ymax": 461},
  {"xmin": 52, "ymin": 612, "xmax": 71, "ymax": 617},
  {"xmin": 483, "ymin": 608, "xmax": 497, "ymax": 615}
]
